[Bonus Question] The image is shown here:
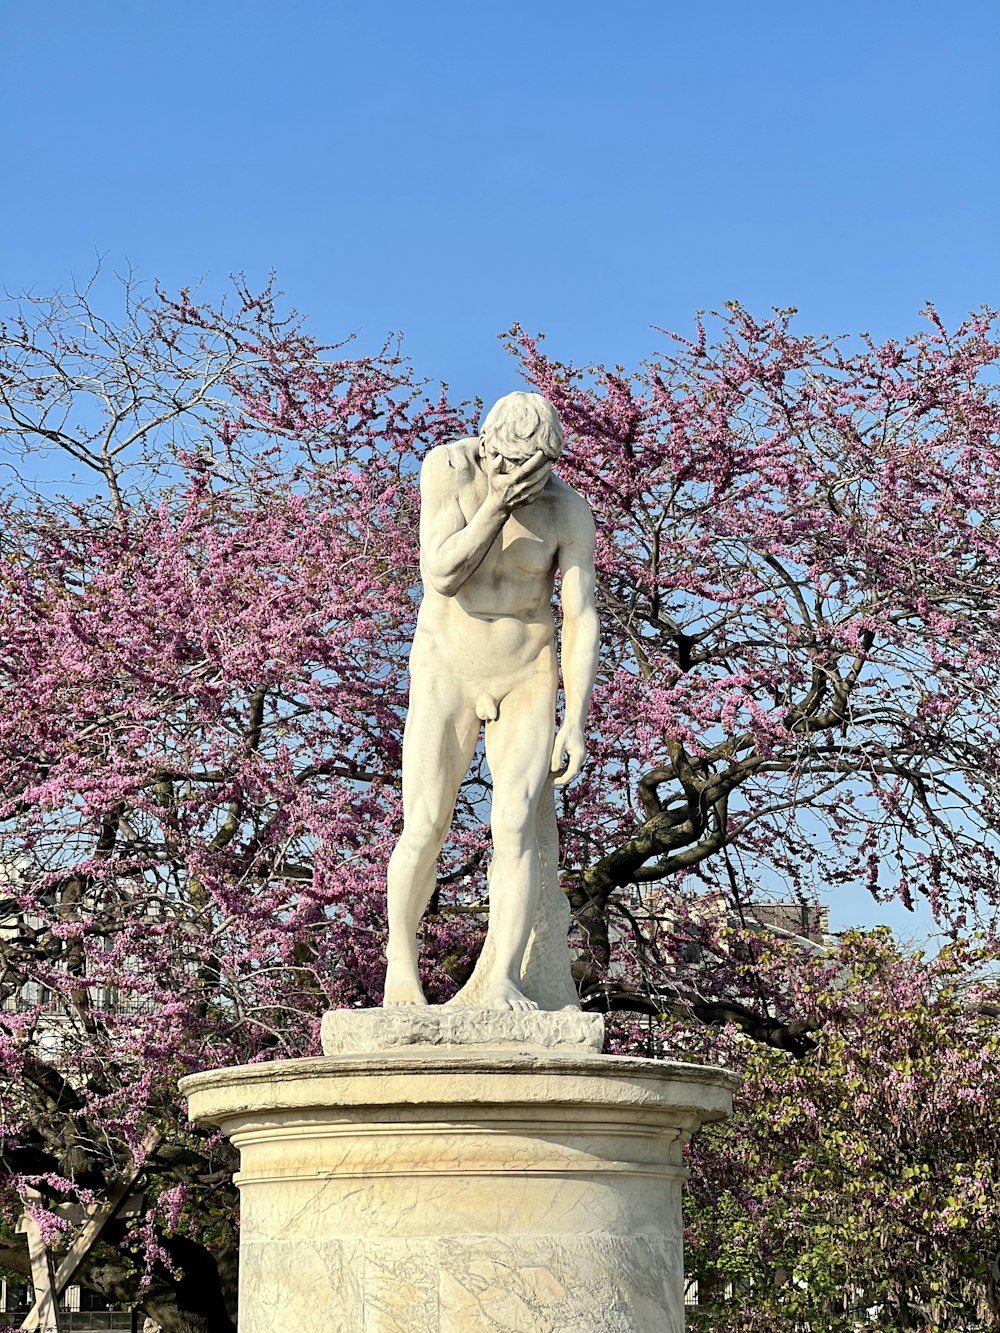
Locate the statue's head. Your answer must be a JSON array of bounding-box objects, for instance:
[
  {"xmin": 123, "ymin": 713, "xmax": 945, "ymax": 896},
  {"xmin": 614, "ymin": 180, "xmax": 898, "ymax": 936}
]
[{"xmin": 479, "ymin": 393, "xmax": 564, "ymax": 467}]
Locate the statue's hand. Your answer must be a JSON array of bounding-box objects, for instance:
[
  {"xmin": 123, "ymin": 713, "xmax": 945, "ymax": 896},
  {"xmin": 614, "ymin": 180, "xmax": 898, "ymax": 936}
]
[
  {"xmin": 486, "ymin": 449, "xmax": 550, "ymax": 512},
  {"xmin": 551, "ymin": 723, "xmax": 586, "ymax": 787}
]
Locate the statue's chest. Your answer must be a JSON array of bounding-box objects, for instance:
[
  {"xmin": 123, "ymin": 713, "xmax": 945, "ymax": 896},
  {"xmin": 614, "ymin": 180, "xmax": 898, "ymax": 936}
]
[
  {"xmin": 459, "ymin": 484, "xmax": 558, "ymax": 581},
  {"xmin": 490, "ymin": 513, "xmax": 556, "ymax": 580}
]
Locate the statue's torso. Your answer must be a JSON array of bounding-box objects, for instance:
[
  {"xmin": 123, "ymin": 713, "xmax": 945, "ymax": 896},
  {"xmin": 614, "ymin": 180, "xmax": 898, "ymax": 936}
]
[{"xmin": 414, "ymin": 440, "xmax": 567, "ymax": 680}]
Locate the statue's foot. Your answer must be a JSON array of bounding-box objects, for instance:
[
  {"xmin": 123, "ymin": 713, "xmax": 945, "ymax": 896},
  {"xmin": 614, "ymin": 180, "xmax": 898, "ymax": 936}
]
[
  {"xmin": 486, "ymin": 979, "xmax": 539, "ymax": 1012},
  {"xmin": 383, "ymin": 957, "xmax": 428, "ymax": 1007}
]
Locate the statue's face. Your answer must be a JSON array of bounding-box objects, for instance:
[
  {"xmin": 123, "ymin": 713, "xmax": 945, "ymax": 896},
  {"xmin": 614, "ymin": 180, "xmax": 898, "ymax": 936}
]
[{"xmin": 480, "ymin": 433, "xmax": 553, "ymax": 482}]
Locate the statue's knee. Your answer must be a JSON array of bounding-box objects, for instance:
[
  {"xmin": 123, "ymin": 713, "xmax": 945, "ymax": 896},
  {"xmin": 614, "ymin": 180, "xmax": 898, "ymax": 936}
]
[
  {"xmin": 491, "ymin": 797, "xmax": 535, "ymax": 857},
  {"xmin": 400, "ymin": 815, "xmax": 449, "ymax": 859}
]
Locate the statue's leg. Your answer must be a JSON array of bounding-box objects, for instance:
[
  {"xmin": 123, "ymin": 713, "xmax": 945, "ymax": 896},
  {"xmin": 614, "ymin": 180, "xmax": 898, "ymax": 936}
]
[
  {"xmin": 384, "ymin": 673, "xmax": 479, "ymax": 1006},
  {"xmin": 481, "ymin": 671, "xmax": 557, "ymax": 1011}
]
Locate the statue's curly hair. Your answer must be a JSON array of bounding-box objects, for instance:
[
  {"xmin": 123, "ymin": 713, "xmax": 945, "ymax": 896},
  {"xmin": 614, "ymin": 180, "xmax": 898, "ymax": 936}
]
[{"xmin": 480, "ymin": 392, "xmax": 564, "ymax": 461}]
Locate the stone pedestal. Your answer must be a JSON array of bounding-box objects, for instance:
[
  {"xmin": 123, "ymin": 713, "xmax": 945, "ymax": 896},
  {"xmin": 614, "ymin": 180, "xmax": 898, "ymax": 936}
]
[{"xmin": 182, "ymin": 1028, "xmax": 735, "ymax": 1333}]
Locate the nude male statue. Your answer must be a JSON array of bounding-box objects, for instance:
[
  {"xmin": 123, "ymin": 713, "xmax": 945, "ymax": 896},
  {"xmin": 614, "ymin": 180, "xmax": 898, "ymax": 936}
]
[{"xmin": 383, "ymin": 392, "xmax": 600, "ymax": 1011}]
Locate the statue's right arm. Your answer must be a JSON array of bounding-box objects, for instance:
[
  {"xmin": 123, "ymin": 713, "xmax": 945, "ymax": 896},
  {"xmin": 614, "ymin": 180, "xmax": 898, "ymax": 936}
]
[{"xmin": 419, "ymin": 446, "xmax": 509, "ymax": 597}]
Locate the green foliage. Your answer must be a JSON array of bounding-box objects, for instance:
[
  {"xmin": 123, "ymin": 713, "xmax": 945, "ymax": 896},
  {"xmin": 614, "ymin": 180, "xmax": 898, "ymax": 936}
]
[{"xmin": 683, "ymin": 931, "xmax": 1000, "ymax": 1331}]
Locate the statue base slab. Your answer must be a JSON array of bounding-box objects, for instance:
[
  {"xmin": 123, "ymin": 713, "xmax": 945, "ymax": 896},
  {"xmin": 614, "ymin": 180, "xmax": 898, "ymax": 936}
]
[
  {"xmin": 321, "ymin": 1005, "xmax": 605, "ymax": 1055},
  {"xmin": 182, "ymin": 1048, "xmax": 736, "ymax": 1333}
]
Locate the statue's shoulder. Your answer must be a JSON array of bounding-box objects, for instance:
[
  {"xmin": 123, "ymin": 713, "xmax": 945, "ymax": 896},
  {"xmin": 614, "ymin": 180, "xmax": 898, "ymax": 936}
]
[
  {"xmin": 421, "ymin": 439, "xmax": 478, "ymax": 484},
  {"xmin": 549, "ymin": 473, "xmax": 593, "ymax": 520}
]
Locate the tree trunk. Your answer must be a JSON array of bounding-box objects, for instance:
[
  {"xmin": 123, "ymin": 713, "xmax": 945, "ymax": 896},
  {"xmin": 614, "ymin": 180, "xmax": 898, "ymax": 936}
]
[{"xmin": 138, "ymin": 1236, "xmax": 237, "ymax": 1333}]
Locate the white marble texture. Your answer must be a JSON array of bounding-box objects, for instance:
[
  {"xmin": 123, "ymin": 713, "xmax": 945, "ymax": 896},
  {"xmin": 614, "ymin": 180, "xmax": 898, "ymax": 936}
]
[
  {"xmin": 384, "ymin": 393, "xmax": 600, "ymax": 1012},
  {"xmin": 320, "ymin": 1006, "xmax": 605, "ymax": 1056},
  {"xmin": 182, "ymin": 1051, "xmax": 737, "ymax": 1332}
]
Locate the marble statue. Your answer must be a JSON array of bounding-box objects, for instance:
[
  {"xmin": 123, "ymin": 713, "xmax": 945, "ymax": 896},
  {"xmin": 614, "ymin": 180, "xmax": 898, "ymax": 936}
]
[
  {"xmin": 383, "ymin": 392, "xmax": 600, "ymax": 1011},
  {"xmin": 185, "ymin": 410, "xmax": 735, "ymax": 1331}
]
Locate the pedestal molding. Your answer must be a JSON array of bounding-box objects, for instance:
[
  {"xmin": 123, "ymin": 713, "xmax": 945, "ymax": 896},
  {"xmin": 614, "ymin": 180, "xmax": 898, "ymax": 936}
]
[{"xmin": 183, "ymin": 1049, "xmax": 737, "ymax": 1331}]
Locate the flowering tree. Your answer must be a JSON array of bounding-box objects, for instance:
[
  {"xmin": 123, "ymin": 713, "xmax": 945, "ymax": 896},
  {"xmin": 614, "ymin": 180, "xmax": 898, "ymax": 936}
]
[
  {"xmin": 0, "ymin": 280, "xmax": 998, "ymax": 1328},
  {"xmin": 674, "ymin": 930, "xmax": 1000, "ymax": 1332},
  {"xmin": 0, "ymin": 279, "xmax": 473, "ymax": 1330},
  {"xmin": 508, "ymin": 306, "xmax": 1000, "ymax": 965}
]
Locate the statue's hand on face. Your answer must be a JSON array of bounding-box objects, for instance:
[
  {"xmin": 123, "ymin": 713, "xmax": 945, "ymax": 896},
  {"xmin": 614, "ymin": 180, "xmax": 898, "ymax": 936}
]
[{"xmin": 482, "ymin": 441, "xmax": 551, "ymax": 513}]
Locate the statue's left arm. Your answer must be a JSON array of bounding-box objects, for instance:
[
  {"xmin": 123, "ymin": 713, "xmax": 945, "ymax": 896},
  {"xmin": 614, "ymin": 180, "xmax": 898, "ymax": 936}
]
[{"xmin": 551, "ymin": 495, "xmax": 600, "ymax": 787}]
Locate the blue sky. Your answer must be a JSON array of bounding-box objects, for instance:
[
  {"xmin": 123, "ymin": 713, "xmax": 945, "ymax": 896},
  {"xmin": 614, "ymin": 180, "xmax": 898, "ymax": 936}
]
[
  {"xmin": 3, "ymin": 0, "xmax": 997, "ymax": 937},
  {"xmin": 4, "ymin": 1, "xmax": 996, "ymax": 406}
]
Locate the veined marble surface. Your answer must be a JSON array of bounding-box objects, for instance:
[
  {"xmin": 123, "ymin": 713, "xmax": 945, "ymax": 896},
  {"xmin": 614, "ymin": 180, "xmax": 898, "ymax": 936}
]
[{"xmin": 183, "ymin": 1050, "xmax": 737, "ymax": 1332}]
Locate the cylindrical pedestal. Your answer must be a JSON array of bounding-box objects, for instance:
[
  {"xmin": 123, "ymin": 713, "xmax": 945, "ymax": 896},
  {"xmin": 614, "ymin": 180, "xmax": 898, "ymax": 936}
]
[{"xmin": 182, "ymin": 1051, "xmax": 735, "ymax": 1333}]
